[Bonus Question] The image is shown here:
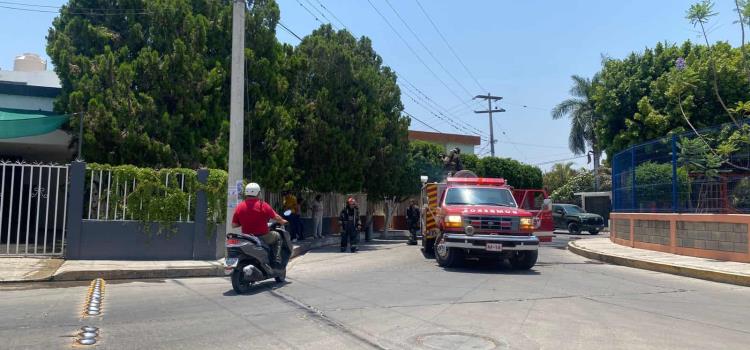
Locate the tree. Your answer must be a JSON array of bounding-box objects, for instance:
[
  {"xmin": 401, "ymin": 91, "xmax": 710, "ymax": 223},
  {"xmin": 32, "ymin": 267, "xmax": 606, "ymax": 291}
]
[
  {"xmin": 592, "ymin": 41, "xmax": 750, "ymax": 158},
  {"xmin": 551, "ymin": 75, "xmax": 603, "ymax": 190},
  {"xmin": 543, "ymin": 162, "xmax": 580, "ymax": 193},
  {"xmin": 288, "ymin": 25, "xmax": 405, "ymax": 195},
  {"xmin": 47, "ymin": 0, "xmax": 296, "ymax": 191},
  {"xmin": 405, "ymin": 140, "xmax": 445, "ymax": 184},
  {"xmin": 474, "ymin": 157, "xmax": 543, "ymax": 189},
  {"xmin": 550, "ymin": 169, "xmax": 612, "ymax": 205}
]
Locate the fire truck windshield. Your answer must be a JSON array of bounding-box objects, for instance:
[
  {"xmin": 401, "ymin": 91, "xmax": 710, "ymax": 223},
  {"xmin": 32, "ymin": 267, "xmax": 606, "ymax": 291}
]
[{"xmin": 444, "ymin": 187, "xmax": 517, "ymax": 207}]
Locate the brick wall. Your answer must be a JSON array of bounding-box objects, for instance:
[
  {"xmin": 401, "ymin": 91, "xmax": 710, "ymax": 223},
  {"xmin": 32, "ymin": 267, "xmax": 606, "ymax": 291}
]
[
  {"xmin": 611, "ymin": 213, "xmax": 750, "ymax": 263},
  {"xmin": 614, "ymin": 219, "xmax": 630, "ymax": 240},
  {"xmin": 676, "ymin": 221, "xmax": 748, "ymax": 253},
  {"xmin": 633, "ymin": 220, "xmax": 670, "ymax": 245}
]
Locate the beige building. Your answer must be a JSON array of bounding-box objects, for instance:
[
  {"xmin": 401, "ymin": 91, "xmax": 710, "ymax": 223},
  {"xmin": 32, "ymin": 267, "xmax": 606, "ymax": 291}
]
[{"xmin": 408, "ymin": 130, "xmax": 481, "ymax": 155}]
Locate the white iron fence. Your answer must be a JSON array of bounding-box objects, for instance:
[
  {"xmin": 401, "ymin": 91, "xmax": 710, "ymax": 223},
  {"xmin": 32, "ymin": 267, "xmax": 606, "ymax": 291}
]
[
  {"xmin": 0, "ymin": 162, "xmax": 69, "ymax": 256},
  {"xmin": 85, "ymin": 169, "xmax": 195, "ymax": 222}
]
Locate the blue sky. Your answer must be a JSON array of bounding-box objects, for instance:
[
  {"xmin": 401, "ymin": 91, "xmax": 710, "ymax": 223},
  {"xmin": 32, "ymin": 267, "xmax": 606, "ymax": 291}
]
[{"xmin": 0, "ymin": 0, "xmax": 744, "ymax": 170}]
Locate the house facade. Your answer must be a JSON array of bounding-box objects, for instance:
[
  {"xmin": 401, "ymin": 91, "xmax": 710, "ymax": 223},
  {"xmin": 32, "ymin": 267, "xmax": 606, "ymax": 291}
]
[{"xmin": 0, "ymin": 54, "xmax": 72, "ymax": 163}]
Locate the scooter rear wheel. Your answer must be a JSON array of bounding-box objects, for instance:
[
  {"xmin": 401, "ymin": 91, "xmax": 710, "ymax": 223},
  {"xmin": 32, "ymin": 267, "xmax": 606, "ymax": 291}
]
[{"xmin": 231, "ymin": 264, "xmax": 253, "ymax": 294}]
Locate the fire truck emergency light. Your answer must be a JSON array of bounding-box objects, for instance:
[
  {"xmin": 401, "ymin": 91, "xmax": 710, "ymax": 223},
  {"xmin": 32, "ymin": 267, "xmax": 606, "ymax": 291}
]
[{"xmin": 446, "ymin": 177, "xmax": 507, "ymax": 186}]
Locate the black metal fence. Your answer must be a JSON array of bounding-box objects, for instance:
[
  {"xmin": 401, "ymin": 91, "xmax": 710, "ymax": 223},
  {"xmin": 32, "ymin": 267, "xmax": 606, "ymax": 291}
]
[{"xmin": 612, "ymin": 121, "xmax": 750, "ymax": 213}]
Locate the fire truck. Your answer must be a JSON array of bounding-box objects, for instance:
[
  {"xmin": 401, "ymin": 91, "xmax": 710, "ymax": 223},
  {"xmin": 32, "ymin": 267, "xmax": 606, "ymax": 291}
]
[{"xmin": 420, "ymin": 173, "xmax": 553, "ymax": 269}]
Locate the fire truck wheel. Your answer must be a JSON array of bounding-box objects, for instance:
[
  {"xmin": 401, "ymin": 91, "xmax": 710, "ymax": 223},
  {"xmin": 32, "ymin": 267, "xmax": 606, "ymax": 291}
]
[
  {"xmin": 421, "ymin": 237, "xmax": 435, "ymax": 258},
  {"xmin": 435, "ymin": 234, "xmax": 463, "ymax": 268},
  {"xmin": 510, "ymin": 251, "xmax": 538, "ymax": 270}
]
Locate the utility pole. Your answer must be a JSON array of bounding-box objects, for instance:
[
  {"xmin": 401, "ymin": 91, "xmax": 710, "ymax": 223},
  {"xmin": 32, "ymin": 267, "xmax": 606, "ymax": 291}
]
[
  {"xmin": 473, "ymin": 93, "xmax": 505, "ymax": 157},
  {"xmin": 226, "ymin": 0, "xmax": 246, "ymax": 233}
]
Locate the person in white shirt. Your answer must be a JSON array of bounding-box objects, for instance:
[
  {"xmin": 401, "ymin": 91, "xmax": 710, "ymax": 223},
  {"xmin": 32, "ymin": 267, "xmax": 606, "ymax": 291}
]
[{"xmin": 312, "ymin": 194, "xmax": 324, "ymax": 238}]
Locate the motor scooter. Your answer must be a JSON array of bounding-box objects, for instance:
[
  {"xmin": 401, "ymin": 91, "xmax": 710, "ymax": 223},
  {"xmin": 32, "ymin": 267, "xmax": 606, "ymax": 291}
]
[{"xmin": 225, "ymin": 212, "xmax": 293, "ymax": 294}]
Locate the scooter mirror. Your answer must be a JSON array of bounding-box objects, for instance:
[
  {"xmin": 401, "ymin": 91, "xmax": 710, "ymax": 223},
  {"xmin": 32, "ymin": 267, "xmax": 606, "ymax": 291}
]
[{"xmin": 542, "ymin": 198, "xmax": 553, "ymax": 212}]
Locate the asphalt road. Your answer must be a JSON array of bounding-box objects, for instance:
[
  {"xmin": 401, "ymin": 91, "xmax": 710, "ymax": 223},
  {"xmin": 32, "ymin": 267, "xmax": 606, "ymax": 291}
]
[{"xmin": 2, "ymin": 233, "xmax": 750, "ymax": 350}]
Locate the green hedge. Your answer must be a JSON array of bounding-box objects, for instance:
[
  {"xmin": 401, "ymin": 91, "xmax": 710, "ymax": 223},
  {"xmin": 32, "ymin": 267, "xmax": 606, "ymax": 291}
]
[{"xmin": 87, "ymin": 163, "xmax": 227, "ymax": 235}]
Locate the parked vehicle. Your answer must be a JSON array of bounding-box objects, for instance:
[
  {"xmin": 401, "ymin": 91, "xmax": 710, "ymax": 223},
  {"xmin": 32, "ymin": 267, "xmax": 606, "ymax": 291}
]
[
  {"xmin": 552, "ymin": 204, "xmax": 604, "ymax": 235},
  {"xmin": 224, "ymin": 215, "xmax": 293, "ymax": 293},
  {"xmin": 420, "ymin": 174, "xmax": 552, "ymax": 269}
]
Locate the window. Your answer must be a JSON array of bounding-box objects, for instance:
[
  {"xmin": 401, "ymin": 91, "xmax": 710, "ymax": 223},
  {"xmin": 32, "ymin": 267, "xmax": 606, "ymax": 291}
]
[
  {"xmin": 444, "ymin": 187, "xmax": 517, "ymax": 207},
  {"xmin": 563, "ymin": 205, "xmax": 584, "ymax": 214}
]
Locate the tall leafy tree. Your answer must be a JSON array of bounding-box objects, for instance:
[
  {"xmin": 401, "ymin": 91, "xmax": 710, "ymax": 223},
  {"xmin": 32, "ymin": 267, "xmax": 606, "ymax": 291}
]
[
  {"xmin": 288, "ymin": 25, "xmax": 406, "ymax": 194},
  {"xmin": 551, "ymin": 75, "xmax": 602, "ymax": 189},
  {"xmin": 47, "ymin": 0, "xmax": 296, "ymax": 190}
]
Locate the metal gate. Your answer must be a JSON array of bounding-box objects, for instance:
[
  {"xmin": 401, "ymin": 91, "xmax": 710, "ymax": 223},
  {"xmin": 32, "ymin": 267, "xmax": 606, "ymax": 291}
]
[{"xmin": 0, "ymin": 162, "xmax": 69, "ymax": 256}]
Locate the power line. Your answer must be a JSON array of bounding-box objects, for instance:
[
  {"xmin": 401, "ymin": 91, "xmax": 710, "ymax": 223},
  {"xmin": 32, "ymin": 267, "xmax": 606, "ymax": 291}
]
[
  {"xmin": 503, "ymin": 101, "xmax": 550, "ymax": 112},
  {"xmin": 401, "ymin": 89, "xmax": 487, "ymax": 140},
  {"xmin": 0, "ymin": 1, "xmax": 56, "ymax": 8},
  {"xmin": 313, "ymin": 0, "xmax": 347, "ymax": 29},
  {"xmin": 383, "ymin": 0, "xmax": 474, "ymax": 99},
  {"xmin": 302, "ymin": 0, "xmax": 338, "ymax": 30},
  {"xmin": 278, "ymin": 21, "xmax": 303, "ymax": 41},
  {"xmin": 294, "ymin": 0, "xmax": 325, "ymax": 26},
  {"xmin": 0, "ymin": 4, "xmax": 54, "ymax": 12},
  {"xmin": 364, "ymin": 0, "xmax": 473, "ymax": 113},
  {"xmin": 0, "ymin": 2, "xmax": 150, "ymax": 15},
  {"xmin": 488, "ymin": 140, "xmax": 569, "ymax": 150},
  {"xmin": 401, "ymin": 86, "xmax": 489, "ymax": 141},
  {"xmin": 399, "ymin": 77, "xmax": 488, "ymax": 137},
  {"xmin": 293, "ymin": 1, "xmax": 486, "ymax": 141},
  {"xmin": 413, "ymin": 0, "xmax": 484, "ymax": 92},
  {"xmin": 533, "ymin": 155, "xmax": 587, "ymax": 166},
  {"xmin": 402, "ymin": 110, "xmax": 444, "ymax": 134}
]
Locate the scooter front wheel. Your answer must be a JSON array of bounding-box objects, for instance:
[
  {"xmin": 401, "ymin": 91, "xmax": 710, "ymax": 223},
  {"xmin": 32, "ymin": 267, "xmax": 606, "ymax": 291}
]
[{"xmin": 231, "ymin": 265, "xmax": 253, "ymax": 294}]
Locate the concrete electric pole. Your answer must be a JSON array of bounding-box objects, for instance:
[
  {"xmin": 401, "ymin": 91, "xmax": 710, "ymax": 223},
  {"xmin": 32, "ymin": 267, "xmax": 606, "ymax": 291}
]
[
  {"xmin": 226, "ymin": 0, "xmax": 246, "ymax": 233},
  {"xmin": 473, "ymin": 93, "xmax": 505, "ymax": 157}
]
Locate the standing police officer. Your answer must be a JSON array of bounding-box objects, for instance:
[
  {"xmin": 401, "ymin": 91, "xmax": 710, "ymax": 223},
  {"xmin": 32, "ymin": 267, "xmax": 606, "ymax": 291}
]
[
  {"xmin": 406, "ymin": 200, "xmax": 420, "ymax": 245},
  {"xmin": 339, "ymin": 197, "xmax": 361, "ymax": 253}
]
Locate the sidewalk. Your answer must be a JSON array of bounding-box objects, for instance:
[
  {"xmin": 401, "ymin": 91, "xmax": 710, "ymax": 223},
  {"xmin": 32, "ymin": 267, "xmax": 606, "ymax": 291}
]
[
  {"xmin": 0, "ymin": 234, "xmax": 351, "ymax": 283},
  {"xmin": 569, "ymin": 238, "xmax": 750, "ymax": 286}
]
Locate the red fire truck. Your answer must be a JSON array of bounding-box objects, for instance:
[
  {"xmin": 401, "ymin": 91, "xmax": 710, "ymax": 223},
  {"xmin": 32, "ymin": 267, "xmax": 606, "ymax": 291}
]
[{"xmin": 421, "ymin": 174, "xmax": 553, "ymax": 269}]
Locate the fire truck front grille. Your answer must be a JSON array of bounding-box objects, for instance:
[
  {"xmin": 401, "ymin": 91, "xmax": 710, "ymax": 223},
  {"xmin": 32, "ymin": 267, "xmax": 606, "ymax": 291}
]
[{"xmin": 463, "ymin": 216, "xmax": 518, "ymax": 231}]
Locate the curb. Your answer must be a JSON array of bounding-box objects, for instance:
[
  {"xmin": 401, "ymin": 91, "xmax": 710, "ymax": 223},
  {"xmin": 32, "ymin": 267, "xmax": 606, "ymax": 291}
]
[
  {"xmin": 47, "ymin": 237, "xmax": 342, "ymax": 282},
  {"xmin": 52, "ymin": 264, "xmax": 225, "ymax": 281},
  {"xmin": 567, "ymin": 240, "xmax": 750, "ymax": 287}
]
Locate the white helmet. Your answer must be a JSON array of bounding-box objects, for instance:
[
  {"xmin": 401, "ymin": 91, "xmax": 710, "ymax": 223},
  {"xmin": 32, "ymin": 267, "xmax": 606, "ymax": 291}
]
[{"xmin": 244, "ymin": 182, "xmax": 261, "ymax": 197}]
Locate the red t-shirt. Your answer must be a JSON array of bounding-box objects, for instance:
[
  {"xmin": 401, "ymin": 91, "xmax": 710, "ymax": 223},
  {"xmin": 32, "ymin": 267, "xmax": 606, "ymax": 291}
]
[{"xmin": 231, "ymin": 198, "xmax": 278, "ymax": 236}]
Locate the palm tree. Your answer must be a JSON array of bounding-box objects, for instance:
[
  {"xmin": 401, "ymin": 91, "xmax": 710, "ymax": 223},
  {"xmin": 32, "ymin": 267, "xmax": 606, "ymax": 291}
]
[
  {"xmin": 551, "ymin": 74, "xmax": 602, "ymax": 190},
  {"xmin": 543, "ymin": 161, "xmax": 579, "ymax": 193}
]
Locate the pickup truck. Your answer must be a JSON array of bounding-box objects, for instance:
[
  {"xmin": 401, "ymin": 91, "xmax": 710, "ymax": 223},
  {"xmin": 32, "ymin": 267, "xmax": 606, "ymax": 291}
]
[{"xmin": 421, "ymin": 176, "xmax": 551, "ymax": 269}]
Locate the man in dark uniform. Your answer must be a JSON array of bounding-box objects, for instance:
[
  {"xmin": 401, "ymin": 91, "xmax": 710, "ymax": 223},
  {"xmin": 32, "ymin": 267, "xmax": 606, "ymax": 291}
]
[
  {"xmin": 443, "ymin": 147, "xmax": 463, "ymax": 177},
  {"xmin": 339, "ymin": 197, "xmax": 361, "ymax": 253},
  {"xmin": 406, "ymin": 200, "xmax": 420, "ymax": 245}
]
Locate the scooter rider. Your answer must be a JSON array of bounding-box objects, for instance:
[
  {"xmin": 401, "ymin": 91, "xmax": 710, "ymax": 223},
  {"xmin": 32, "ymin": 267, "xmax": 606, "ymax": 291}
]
[
  {"xmin": 339, "ymin": 197, "xmax": 362, "ymax": 253},
  {"xmin": 231, "ymin": 183, "xmax": 288, "ymax": 266}
]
